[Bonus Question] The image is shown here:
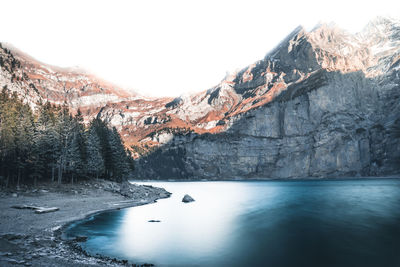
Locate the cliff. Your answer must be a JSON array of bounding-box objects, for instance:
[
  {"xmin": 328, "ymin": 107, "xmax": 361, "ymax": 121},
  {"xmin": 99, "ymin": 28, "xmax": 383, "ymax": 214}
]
[{"xmin": 135, "ymin": 18, "xmax": 400, "ymax": 179}]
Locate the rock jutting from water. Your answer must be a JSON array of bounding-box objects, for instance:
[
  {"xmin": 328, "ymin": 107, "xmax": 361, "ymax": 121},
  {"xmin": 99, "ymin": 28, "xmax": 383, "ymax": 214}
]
[{"xmin": 182, "ymin": 194, "xmax": 195, "ymax": 203}]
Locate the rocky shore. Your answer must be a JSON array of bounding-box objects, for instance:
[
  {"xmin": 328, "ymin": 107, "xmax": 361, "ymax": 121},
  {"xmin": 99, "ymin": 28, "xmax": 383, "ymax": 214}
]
[{"xmin": 0, "ymin": 180, "xmax": 171, "ymax": 266}]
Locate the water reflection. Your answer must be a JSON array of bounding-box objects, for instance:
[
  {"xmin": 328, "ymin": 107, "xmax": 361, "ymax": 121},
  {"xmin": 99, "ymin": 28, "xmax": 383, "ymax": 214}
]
[
  {"xmin": 65, "ymin": 179, "xmax": 400, "ymax": 267},
  {"xmin": 116, "ymin": 181, "xmax": 270, "ymax": 264}
]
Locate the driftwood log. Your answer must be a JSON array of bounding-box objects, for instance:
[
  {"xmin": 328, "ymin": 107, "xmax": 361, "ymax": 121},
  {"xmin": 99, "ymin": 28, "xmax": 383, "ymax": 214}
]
[
  {"xmin": 11, "ymin": 205, "xmax": 38, "ymax": 210},
  {"xmin": 11, "ymin": 205, "xmax": 59, "ymax": 214},
  {"xmin": 34, "ymin": 207, "xmax": 59, "ymax": 214}
]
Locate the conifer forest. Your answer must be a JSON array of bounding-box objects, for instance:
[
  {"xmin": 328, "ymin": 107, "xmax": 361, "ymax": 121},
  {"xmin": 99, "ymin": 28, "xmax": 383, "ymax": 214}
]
[{"xmin": 0, "ymin": 86, "xmax": 134, "ymax": 187}]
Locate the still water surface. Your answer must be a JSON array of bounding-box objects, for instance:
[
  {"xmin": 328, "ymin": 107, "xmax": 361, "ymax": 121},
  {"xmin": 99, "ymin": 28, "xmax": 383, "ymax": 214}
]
[{"xmin": 65, "ymin": 179, "xmax": 400, "ymax": 266}]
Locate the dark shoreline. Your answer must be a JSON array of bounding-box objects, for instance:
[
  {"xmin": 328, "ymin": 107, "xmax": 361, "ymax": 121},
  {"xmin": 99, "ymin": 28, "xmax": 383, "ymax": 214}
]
[
  {"xmin": 57, "ymin": 192, "xmax": 172, "ymax": 267},
  {"xmin": 0, "ymin": 180, "xmax": 171, "ymax": 266},
  {"xmin": 57, "ymin": 199, "xmax": 167, "ymax": 267},
  {"xmin": 132, "ymin": 175, "xmax": 400, "ymax": 183}
]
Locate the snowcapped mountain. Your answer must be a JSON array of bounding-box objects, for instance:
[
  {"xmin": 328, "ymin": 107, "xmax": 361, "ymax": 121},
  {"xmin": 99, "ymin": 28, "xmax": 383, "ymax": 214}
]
[{"xmin": 1, "ymin": 17, "xmax": 400, "ymax": 179}]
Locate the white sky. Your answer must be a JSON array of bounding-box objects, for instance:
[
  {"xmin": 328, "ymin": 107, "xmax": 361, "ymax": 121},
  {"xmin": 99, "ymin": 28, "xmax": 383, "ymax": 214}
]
[{"xmin": 1, "ymin": 0, "xmax": 399, "ymax": 97}]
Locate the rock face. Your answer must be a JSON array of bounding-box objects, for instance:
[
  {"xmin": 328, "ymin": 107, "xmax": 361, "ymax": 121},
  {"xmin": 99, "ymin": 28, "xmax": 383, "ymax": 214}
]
[
  {"xmin": 1, "ymin": 17, "xmax": 400, "ymax": 179},
  {"xmin": 135, "ymin": 18, "xmax": 400, "ymax": 179},
  {"xmin": 182, "ymin": 194, "xmax": 195, "ymax": 203}
]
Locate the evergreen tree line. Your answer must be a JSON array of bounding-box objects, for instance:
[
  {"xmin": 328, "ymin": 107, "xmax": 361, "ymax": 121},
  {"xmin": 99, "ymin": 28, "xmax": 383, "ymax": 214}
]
[{"xmin": 0, "ymin": 87, "xmax": 134, "ymax": 187}]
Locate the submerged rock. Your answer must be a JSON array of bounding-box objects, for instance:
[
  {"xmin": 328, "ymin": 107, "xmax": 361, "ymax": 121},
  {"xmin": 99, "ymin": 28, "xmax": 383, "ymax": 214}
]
[
  {"xmin": 73, "ymin": 236, "xmax": 88, "ymax": 242},
  {"xmin": 182, "ymin": 194, "xmax": 195, "ymax": 203}
]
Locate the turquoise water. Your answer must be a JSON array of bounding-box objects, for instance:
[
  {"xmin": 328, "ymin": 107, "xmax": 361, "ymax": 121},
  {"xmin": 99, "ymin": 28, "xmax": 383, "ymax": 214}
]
[{"xmin": 65, "ymin": 179, "xmax": 400, "ymax": 266}]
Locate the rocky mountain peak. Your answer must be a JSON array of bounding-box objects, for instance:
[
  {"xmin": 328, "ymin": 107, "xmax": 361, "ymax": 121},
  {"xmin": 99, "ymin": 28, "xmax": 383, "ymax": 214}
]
[
  {"xmin": 363, "ymin": 16, "xmax": 400, "ymax": 36},
  {"xmin": 357, "ymin": 17, "xmax": 400, "ymax": 74},
  {"xmin": 358, "ymin": 17, "xmax": 400, "ymax": 52}
]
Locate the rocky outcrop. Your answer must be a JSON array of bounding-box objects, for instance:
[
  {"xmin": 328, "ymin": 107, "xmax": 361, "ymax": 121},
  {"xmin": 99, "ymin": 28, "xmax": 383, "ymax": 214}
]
[{"xmin": 118, "ymin": 181, "xmax": 171, "ymax": 199}]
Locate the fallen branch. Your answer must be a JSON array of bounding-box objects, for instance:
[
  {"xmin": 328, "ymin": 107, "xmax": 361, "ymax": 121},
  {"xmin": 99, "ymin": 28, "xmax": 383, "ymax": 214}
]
[
  {"xmin": 11, "ymin": 205, "xmax": 59, "ymax": 214},
  {"xmin": 34, "ymin": 207, "xmax": 59, "ymax": 214},
  {"xmin": 11, "ymin": 205, "xmax": 40, "ymax": 210}
]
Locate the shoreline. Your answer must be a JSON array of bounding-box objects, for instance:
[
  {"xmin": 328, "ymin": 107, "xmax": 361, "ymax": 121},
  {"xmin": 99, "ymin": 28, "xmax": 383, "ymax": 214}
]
[
  {"xmin": 0, "ymin": 180, "xmax": 171, "ymax": 266},
  {"xmin": 133, "ymin": 174, "xmax": 400, "ymax": 183},
  {"xmin": 57, "ymin": 195, "xmax": 169, "ymax": 267}
]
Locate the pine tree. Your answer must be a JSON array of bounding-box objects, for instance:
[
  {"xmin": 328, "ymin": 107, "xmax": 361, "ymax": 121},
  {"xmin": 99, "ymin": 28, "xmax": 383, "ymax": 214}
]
[
  {"xmin": 108, "ymin": 127, "xmax": 130, "ymax": 182},
  {"xmin": 75, "ymin": 109, "xmax": 87, "ymax": 162},
  {"xmin": 56, "ymin": 105, "xmax": 75, "ymax": 185},
  {"xmin": 66, "ymin": 131, "xmax": 79, "ymax": 184},
  {"xmin": 0, "ymin": 91, "xmax": 21, "ymax": 185},
  {"xmin": 14, "ymin": 103, "xmax": 34, "ymax": 187},
  {"xmin": 35, "ymin": 102, "xmax": 61, "ymax": 183},
  {"xmin": 89, "ymin": 118, "xmax": 132, "ymax": 182},
  {"xmin": 86, "ymin": 125, "xmax": 104, "ymax": 179},
  {"xmin": 30, "ymin": 126, "xmax": 46, "ymax": 186},
  {"xmin": 91, "ymin": 118, "xmax": 113, "ymax": 178}
]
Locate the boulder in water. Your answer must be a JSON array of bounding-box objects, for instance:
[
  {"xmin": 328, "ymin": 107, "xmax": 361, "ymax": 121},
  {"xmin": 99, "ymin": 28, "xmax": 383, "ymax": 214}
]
[{"xmin": 182, "ymin": 194, "xmax": 195, "ymax": 203}]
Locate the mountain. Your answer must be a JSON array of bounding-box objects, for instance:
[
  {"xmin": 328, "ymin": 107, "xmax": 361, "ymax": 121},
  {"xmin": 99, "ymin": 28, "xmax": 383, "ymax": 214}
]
[
  {"xmin": 1, "ymin": 17, "xmax": 400, "ymax": 179},
  {"xmin": 0, "ymin": 43, "xmax": 136, "ymax": 115}
]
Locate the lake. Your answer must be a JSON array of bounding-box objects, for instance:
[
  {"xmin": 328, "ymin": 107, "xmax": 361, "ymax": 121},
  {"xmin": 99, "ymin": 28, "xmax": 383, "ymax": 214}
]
[{"xmin": 65, "ymin": 179, "xmax": 400, "ymax": 267}]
